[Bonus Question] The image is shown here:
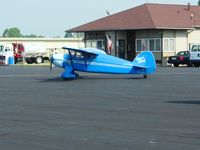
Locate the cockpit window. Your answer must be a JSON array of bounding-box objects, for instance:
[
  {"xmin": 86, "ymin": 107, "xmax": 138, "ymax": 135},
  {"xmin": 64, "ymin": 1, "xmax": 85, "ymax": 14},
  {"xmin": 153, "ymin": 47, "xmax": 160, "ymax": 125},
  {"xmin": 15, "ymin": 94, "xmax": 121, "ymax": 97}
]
[
  {"xmin": 84, "ymin": 53, "xmax": 96, "ymax": 59},
  {"xmin": 70, "ymin": 51, "xmax": 84, "ymax": 59}
]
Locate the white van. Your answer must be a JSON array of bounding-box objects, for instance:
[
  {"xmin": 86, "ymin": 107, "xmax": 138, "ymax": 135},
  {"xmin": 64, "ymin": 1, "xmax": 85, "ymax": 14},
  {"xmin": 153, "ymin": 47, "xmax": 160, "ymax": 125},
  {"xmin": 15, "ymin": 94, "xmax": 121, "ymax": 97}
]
[
  {"xmin": 0, "ymin": 44, "xmax": 14, "ymax": 65},
  {"xmin": 190, "ymin": 44, "xmax": 200, "ymax": 67}
]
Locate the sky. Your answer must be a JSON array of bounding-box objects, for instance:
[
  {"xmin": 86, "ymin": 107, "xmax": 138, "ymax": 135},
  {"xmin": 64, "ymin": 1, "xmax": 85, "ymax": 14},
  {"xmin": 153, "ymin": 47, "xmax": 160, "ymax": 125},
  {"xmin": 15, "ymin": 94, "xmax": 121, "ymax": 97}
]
[{"xmin": 0, "ymin": 0, "xmax": 198, "ymax": 37}]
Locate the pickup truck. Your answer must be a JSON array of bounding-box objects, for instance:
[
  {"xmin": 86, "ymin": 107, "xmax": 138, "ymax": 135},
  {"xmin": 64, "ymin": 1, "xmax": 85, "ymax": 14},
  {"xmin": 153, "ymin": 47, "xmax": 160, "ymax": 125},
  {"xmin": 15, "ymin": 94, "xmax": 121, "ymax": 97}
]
[{"xmin": 167, "ymin": 51, "xmax": 190, "ymax": 67}]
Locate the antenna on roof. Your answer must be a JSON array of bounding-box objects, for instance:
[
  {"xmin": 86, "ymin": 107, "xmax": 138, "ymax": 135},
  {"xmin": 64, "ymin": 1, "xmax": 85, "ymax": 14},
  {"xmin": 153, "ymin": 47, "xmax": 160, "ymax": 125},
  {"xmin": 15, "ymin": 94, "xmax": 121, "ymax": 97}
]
[
  {"xmin": 187, "ymin": 2, "xmax": 191, "ymax": 11},
  {"xmin": 106, "ymin": 10, "xmax": 110, "ymax": 16}
]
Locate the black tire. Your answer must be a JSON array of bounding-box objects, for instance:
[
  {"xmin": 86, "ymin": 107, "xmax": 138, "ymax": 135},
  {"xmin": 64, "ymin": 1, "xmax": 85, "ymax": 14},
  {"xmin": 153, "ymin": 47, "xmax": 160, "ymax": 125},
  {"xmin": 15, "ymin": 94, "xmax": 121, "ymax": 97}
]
[
  {"xmin": 187, "ymin": 63, "xmax": 192, "ymax": 67},
  {"xmin": 25, "ymin": 58, "xmax": 35, "ymax": 64},
  {"xmin": 35, "ymin": 56, "xmax": 43, "ymax": 64},
  {"xmin": 194, "ymin": 63, "xmax": 199, "ymax": 67},
  {"xmin": 14, "ymin": 58, "xmax": 18, "ymax": 64},
  {"xmin": 174, "ymin": 63, "xmax": 179, "ymax": 67},
  {"xmin": 26, "ymin": 60, "xmax": 33, "ymax": 64}
]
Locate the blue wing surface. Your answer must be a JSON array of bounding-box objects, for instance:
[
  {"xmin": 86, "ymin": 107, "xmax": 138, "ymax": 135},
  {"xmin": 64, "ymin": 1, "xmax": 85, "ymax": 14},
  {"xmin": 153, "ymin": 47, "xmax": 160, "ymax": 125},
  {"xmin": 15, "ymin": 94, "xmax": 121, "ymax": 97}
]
[{"xmin": 62, "ymin": 47, "xmax": 106, "ymax": 56}]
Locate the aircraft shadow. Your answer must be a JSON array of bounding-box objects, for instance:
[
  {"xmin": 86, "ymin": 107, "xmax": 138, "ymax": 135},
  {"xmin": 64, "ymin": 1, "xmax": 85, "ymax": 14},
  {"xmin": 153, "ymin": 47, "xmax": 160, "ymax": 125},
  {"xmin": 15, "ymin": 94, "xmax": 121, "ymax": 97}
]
[
  {"xmin": 39, "ymin": 77, "xmax": 75, "ymax": 82},
  {"xmin": 39, "ymin": 75, "xmax": 145, "ymax": 82},
  {"xmin": 166, "ymin": 100, "xmax": 200, "ymax": 105},
  {"xmin": 78, "ymin": 75, "xmax": 145, "ymax": 80}
]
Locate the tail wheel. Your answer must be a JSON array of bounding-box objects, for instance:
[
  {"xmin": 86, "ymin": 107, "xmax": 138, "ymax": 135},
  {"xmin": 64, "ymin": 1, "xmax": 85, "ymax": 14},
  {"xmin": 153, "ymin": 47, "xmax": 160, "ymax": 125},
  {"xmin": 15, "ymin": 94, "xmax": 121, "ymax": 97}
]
[
  {"xmin": 143, "ymin": 74, "xmax": 148, "ymax": 79},
  {"xmin": 35, "ymin": 56, "xmax": 43, "ymax": 64}
]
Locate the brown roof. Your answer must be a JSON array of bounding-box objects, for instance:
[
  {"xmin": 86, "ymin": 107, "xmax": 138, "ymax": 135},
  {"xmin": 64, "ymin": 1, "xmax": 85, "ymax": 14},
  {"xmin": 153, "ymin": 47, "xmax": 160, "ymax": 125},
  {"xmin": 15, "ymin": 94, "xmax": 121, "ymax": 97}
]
[{"xmin": 68, "ymin": 3, "xmax": 200, "ymax": 32}]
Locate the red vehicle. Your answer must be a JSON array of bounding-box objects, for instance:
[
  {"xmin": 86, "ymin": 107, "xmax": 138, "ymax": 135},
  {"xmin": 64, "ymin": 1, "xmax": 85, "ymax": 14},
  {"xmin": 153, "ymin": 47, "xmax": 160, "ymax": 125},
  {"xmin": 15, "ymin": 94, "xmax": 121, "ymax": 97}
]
[{"xmin": 12, "ymin": 43, "xmax": 24, "ymax": 64}]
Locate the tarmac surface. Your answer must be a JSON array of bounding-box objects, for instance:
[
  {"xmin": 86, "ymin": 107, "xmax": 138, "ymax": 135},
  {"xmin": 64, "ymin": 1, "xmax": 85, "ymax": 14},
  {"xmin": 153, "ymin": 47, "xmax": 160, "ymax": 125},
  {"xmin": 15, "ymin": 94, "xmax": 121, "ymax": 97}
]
[{"xmin": 0, "ymin": 66, "xmax": 200, "ymax": 150}]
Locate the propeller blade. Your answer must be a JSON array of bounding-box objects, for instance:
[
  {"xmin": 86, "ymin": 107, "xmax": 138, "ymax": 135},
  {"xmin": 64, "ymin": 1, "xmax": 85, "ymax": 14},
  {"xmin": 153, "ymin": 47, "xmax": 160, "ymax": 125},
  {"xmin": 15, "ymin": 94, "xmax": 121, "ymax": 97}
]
[{"xmin": 50, "ymin": 56, "xmax": 53, "ymax": 71}]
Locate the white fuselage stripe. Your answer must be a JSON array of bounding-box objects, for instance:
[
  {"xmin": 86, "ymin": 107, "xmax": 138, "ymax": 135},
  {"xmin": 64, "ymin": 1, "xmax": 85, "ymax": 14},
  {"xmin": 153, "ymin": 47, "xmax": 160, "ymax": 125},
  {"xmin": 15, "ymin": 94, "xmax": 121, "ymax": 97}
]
[{"xmin": 54, "ymin": 59, "xmax": 132, "ymax": 69}]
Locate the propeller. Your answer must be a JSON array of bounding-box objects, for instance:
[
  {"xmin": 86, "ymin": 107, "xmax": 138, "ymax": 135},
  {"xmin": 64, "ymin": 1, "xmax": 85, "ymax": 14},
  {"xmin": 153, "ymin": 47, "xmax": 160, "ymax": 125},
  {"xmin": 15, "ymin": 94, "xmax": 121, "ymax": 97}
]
[{"xmin": 50, "ymin": 56, "xmax": 53, "ymax": 71}]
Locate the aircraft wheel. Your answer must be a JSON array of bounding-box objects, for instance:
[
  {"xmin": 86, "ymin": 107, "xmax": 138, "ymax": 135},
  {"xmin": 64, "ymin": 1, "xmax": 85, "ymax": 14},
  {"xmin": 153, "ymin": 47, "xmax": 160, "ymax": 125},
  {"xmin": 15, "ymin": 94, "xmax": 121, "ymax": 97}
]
[
  {"xmin": 143, "ymin": 74, "xmax": 147, "ymax": 79},
  {"xmin": 74, "ymin": 73, "xmax": 79, "ymax": 78}
]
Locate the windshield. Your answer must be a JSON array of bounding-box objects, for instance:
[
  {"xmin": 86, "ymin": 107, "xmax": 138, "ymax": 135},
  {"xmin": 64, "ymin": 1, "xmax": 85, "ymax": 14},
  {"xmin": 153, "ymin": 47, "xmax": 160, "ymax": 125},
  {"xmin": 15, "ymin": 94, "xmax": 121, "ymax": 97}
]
[
  {"xmin": 177, "ymin": 51, "xmax": 189, "ymax": 56},
  {"xmin": 191, "ymin": 45, "xmax": 200, "ymax": 52}
]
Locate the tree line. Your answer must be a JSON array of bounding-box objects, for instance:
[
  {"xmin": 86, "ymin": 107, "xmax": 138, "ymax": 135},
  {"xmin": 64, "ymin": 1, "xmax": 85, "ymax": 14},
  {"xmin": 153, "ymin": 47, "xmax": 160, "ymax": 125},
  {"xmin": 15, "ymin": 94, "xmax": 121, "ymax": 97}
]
[
  {"xmin": 1, "ymin": 27, "xmax": 84, "ymax": 38},
  {"xmin": 2, "ymin": 27, "xmax": 45, "ymax": 38}
]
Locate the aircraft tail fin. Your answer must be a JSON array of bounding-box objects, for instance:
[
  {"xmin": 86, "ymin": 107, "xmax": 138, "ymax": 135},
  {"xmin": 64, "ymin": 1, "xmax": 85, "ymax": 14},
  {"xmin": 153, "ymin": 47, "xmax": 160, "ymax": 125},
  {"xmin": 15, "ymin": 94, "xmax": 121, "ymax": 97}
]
[{"xmin": 132, "ymin": 51, "xmax": 156, "ymax": 74}]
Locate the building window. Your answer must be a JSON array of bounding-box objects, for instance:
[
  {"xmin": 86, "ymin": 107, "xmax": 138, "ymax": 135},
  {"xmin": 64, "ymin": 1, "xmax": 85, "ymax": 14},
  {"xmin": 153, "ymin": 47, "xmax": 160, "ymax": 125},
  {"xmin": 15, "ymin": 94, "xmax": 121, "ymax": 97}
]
[
  {"xmin": 86, "ymin": 40, "xmax": 105, "ymax": 50},
  {"xmin": 149, "ymin": 39, "xmax": 154, "ymax": 51},
  {"xmin": 142, "ymin": 39, "xmax": 148, "ymax": 51},
  {"xmin": 164, "ymin": 39, "xmax": 168, "ymax": 51},
  {"xmin": 163, "ymin": 38, "xmax": 175, "ymax": 52},
  {"xmin": 86, "ymin": 32, "xmax": 96, "ymax": 40},
  {"xmin": 169, "ymin": 39, "xmax": 174, "ymax": 51},
  {"xmin": 136, "ymin": 40, "xmax": 142, "ymax": 51},
  {"xmin": 97, "ymin": 40, "xmax": 105, "ymax": 50},
  {"xmin": 155, "ymin": 39, "xmax": 161, "ymax": 51},
  {"xmin": 86, "ymin": 40, "xmax": 93, "ymax": 47},
  {"xmin": 136, "ymin": 38, "xmax": 161, "ymax": 52}
]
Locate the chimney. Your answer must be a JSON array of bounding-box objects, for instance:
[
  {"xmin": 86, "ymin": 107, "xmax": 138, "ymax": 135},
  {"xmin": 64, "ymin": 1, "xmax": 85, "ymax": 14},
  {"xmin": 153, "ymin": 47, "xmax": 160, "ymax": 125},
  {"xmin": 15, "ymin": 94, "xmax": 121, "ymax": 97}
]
[{"xmin": 187, "ymin": 2, "xmax": 190, "ymax": 11}]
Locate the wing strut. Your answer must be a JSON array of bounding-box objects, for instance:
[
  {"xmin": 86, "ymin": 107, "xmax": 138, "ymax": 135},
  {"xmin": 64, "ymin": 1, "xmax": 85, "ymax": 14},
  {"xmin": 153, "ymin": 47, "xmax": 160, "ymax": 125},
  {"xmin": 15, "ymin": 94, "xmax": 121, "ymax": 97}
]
[{"xmin": 68, "ymin": 50, "xmax": 74, "ymax": 69}]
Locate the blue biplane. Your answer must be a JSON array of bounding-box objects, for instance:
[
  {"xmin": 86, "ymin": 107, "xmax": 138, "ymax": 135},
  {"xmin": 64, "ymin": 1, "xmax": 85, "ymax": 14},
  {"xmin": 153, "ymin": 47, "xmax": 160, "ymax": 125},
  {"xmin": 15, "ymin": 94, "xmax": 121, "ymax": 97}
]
[{"xmin": 50, "ymin": 47, "xmax": 156, "ymax": 79}]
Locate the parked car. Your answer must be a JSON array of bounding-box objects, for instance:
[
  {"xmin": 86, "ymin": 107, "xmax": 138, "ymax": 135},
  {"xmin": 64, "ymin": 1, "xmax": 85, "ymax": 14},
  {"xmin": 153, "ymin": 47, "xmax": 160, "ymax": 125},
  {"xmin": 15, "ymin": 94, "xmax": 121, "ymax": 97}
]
[{"xmin": 167, "ymin": 51, "xmax": 190, "ymax": 67}]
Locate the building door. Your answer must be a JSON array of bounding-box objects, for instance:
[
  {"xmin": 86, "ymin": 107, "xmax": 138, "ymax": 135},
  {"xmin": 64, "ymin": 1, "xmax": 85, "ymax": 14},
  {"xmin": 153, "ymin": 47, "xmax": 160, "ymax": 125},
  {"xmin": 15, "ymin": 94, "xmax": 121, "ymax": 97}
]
[
  {"xmin": 127, "ymin": 31, "xmax": 135, "ymax": 61},
  {"xmin": 118, "ymin": 39, "xmax": 125, "ymax": 59}
]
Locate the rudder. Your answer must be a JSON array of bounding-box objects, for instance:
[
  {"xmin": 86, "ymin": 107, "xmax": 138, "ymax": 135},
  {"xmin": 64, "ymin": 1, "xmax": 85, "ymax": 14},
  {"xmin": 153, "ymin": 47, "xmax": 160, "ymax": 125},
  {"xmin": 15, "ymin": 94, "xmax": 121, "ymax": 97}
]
[{"xmin": 132, "ymin": 51, "xmax": 156, "ymax": 74}]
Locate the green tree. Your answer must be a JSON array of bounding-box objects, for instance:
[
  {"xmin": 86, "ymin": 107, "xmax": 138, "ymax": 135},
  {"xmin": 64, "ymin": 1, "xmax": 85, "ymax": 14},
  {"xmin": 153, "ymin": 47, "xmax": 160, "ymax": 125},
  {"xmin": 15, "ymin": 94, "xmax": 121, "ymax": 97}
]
[
  {"xmin": 2, "ymin": 27, "xmax": 22, "ymax": 37},
  {"xmin": 64, "ymin": 32, "xmax": 84, "ymax": 38},
  {"xmin": 64, "ymin": 32, "xmax": 73, "ymax": 38},
  {"xmin": 198, "ymin": 0, "xmax": 200, "ymax": 6},
  {"xmin": 2, "ymin": 27, "xmax": 45, "ymax": 38}
]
